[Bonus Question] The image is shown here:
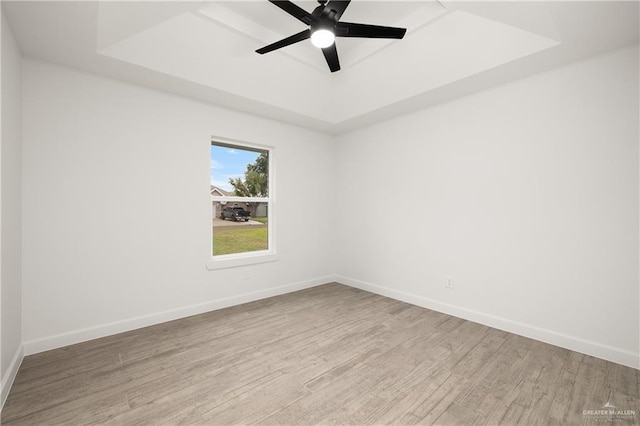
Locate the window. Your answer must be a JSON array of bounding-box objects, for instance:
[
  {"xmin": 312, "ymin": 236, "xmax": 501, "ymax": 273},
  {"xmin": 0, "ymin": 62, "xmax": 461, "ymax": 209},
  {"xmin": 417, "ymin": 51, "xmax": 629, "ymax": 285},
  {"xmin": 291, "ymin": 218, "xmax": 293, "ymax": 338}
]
[{"xmin": 207, "ymin": 139, "xmax": 276, "ymax": 269}]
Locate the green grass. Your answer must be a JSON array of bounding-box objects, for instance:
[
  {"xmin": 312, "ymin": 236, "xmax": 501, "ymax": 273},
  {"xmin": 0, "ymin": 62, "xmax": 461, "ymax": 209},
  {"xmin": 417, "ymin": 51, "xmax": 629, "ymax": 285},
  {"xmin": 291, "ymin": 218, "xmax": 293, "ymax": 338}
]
[
  {"xmin": 251, "ymin": 216, "xmax": 268, "ymax": 224},
  {"xmin": 213, "ymin": 227, "xmax": 268, "ymax": 256}
]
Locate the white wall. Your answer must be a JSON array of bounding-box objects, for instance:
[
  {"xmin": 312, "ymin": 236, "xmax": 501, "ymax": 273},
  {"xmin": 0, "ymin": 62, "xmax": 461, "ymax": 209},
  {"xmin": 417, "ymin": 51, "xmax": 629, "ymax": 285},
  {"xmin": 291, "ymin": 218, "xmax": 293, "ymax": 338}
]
[
  {"xmin": 335, "ymin": 45, "xmax": 640, "ymax": 368},
  {"xmin": 21, "ymin": 58, "xmax": 336, "ymax": 352},
  {"xmin": 14, "ymin": 36, "xmax": 640, "ymax": 374},
  {"xmin": 1, "ymin": 10, "xmax": 23, "ymax": 405}
]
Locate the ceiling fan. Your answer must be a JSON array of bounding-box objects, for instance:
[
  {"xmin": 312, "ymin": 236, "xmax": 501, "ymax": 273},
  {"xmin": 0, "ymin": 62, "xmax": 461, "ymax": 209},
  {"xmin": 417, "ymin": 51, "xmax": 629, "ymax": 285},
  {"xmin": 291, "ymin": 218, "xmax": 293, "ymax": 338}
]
[{"xmin": 256, "ymin": 0, "xmax": 407, "ymax": 73}]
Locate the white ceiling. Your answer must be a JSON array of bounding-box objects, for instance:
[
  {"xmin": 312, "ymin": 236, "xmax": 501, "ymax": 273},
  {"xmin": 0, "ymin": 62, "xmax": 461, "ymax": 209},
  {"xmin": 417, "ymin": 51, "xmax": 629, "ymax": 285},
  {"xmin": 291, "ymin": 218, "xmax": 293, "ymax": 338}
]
[{"xmin": 3, "ymin": 1, "xmax": 639, "ymax": 134}]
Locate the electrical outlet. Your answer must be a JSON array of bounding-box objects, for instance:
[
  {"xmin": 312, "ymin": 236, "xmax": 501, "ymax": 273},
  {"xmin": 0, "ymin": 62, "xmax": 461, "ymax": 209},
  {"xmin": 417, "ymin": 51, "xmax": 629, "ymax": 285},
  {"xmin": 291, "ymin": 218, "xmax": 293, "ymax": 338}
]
[{"xmin": 445, "ymin": 276, "xmax": 454, "ymax": 289}]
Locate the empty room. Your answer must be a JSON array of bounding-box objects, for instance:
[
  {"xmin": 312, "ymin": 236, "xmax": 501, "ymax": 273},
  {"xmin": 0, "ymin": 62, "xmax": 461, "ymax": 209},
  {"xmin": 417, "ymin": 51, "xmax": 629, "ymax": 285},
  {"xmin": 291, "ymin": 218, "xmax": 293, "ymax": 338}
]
[{"xmin": 1, "ymin": 0, "xmax": 639, "ymax": 424}]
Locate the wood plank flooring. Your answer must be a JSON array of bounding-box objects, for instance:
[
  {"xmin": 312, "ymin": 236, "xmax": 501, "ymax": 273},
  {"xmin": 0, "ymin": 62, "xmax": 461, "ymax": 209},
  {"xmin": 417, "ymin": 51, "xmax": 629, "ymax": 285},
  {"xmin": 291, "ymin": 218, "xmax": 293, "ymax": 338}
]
[{"xmin": 2, "ymin": 283, "xmax": 639, "ymax": 425}]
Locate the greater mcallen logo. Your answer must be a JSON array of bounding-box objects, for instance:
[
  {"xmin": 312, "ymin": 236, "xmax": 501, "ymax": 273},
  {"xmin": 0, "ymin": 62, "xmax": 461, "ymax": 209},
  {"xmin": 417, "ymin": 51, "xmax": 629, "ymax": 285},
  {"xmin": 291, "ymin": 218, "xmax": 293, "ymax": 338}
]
[{"xmin": 583, "ymin": 394, "xmax": 636, "ymax": 422}]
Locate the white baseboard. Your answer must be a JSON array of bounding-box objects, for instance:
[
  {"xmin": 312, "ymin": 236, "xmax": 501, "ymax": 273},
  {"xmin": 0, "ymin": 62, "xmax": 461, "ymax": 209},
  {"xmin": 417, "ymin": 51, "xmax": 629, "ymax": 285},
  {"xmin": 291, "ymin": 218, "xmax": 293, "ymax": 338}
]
[
  {"xmin": 21, "ymin": 275, "xmax": 639, "ymax": 369},
  {"xmin": 1, "ymin": 344, "xmax": 24, "ymax": 410},
  {"xmin": 336, "ymin": 275, "xmax": 640, "ymax": 370},
  {"xmin": 23, "ymin": 276, "xmax": 333, "ymax": 356}
]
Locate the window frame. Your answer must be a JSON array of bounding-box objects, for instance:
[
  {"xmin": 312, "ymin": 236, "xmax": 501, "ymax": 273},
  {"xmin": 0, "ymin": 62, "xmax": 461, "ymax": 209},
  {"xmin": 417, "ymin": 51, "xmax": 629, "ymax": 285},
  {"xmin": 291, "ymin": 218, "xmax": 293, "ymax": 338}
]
[{"xmin": 206, "ymin": 137, "xmax": 278, "ymax": 270}]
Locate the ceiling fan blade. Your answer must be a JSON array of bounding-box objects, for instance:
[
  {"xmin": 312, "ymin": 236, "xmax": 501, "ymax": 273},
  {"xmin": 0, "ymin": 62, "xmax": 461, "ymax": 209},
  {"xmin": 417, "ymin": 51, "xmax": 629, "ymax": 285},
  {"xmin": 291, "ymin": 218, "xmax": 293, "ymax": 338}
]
[
  {"xmin": 325, "ymin": 1, "xmax": 351, "ymax": 21},
  {"xmin": 256, "ymin": 29, "xmax": 311, "ymax": 54},
  {"xmin": 335, "ymin": 22, "xmax": 406, "ymax": 39},
  {"xmin": 321, "ymin": 44, "xmax": 341, "ymax": 72},
  {"xmin": 268, "ymin": 0, "xmax": 313, "ymax": 25}
]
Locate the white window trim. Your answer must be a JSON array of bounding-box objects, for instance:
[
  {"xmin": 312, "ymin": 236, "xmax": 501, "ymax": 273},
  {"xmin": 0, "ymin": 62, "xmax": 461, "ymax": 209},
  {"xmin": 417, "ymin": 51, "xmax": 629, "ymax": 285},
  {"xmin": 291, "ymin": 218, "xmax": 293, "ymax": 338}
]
[
  {"xmin": 207, "ymin": 137, "xmax": 277, "ymax": 270},
  {"xmin": 206, "ymin": 252, "xmax": 279, "ymax": 270}
]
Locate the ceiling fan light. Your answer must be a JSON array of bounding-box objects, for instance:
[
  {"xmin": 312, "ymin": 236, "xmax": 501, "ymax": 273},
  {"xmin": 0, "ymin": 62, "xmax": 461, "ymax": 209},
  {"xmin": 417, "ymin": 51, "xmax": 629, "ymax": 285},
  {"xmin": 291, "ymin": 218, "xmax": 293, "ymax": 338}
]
[{"xmin": 310, "ymin": 29, "xmax": 335, "ymax": 48}]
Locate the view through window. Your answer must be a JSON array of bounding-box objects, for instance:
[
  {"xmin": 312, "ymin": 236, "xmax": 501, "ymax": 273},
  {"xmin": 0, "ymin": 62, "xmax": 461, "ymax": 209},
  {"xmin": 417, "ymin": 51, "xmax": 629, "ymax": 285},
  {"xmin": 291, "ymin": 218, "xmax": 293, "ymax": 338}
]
[{"xmin": 211, "ymin": 141, "xmax": 270, "ymax": 257}]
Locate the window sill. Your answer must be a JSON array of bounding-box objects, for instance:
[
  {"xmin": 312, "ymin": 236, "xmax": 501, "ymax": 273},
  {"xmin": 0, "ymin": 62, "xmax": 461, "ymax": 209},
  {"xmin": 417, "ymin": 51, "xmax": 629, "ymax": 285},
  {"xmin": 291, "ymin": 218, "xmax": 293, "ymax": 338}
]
[{"xmin": 206, "ymin": 252, "xmax": 279, "ymax": 270}]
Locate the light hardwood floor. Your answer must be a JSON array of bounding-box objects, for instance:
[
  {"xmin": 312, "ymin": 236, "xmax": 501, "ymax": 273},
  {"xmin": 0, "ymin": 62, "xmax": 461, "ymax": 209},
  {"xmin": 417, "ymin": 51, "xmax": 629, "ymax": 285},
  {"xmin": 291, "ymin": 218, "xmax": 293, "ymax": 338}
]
[{"xmin": 2, "ymin": 283, "xmax": 639, "ymax": 425}]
